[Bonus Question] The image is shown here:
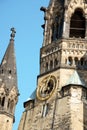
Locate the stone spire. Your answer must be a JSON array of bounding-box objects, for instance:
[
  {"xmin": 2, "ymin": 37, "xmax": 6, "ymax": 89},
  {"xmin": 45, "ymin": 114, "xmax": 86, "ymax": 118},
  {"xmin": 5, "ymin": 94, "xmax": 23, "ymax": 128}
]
[
  {"xmin": 0, "ymin": 28, "xmax": 19, "ymax": 130},
  {"xmin": 1, "ymin": 27, "xmax": 17, "ymax": 90}
]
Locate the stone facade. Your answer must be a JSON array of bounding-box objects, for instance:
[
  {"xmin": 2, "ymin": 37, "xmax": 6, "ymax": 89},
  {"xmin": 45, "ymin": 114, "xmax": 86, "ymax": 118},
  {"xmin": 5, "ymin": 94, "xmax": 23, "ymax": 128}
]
[{"xmin": 18, "ymin": 0, "xmax": 87, "ymax": 130}]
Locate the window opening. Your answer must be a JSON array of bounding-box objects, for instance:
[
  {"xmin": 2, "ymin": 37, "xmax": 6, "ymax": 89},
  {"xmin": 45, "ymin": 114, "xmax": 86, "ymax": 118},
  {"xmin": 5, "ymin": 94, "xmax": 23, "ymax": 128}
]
[
  {"xmin": 8, "ymin": 69, "xmax": 12, "ymax": 74},
  {"xmin": 70, "ymin": 9, "xmax": 85, "ymax": 38},
  {"xmin": 2, "ymin": 97, "xmax": 5, "ymax": 107},
  {"xmin": 68, "ymin": 57, "xmax": 73, "ymax": 66},
  {"xmin": 42, "ymin": 104, "xmax": 48, "ymax": 117}
]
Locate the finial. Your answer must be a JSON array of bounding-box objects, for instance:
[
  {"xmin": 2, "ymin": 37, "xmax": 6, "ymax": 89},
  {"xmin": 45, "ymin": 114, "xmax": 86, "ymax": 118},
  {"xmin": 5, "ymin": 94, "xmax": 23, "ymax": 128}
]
[{"xmin": 10, "ymin": 27, "xmax": 16, "ymax": 40}]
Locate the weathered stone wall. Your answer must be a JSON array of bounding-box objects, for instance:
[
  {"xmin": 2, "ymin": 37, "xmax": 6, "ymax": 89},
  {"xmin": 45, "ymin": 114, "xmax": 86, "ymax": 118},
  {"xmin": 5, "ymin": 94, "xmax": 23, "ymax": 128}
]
[
  {"xmin": 83, "ymin": 102, "xmax": 87, "ymax": 129},
  {"xmin": 18, "ymin": 94, "xmax": 71, "ymax": 130},
  {"xmin": 0, "ymin": 114, "xmax": 13, "ymax": 130},
  {"xmin": 53, "ymin": 96, "xmax": 71, "ymax": 130}
]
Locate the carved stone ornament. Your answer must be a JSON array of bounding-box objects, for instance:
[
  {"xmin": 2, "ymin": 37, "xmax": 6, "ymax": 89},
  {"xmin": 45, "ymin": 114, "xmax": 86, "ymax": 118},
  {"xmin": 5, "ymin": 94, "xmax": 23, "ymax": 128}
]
[{"xmin": 37, "ymin": 75, "xmax": 57, "ymax": 101}]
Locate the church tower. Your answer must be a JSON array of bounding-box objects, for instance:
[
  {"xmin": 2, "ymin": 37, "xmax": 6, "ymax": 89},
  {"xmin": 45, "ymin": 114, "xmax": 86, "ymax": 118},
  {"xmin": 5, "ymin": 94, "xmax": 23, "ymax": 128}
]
[
  {"xmin": 0, "ymin": 28, "xmax": 19, "ymax": 130},
  {"xmin": 18, "ymin": 0, "xmax": 87, "ymax": 130}
]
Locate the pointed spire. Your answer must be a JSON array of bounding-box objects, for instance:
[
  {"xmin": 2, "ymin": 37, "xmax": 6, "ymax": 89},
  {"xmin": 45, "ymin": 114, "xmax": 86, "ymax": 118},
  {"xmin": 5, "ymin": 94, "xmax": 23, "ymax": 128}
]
[
  {"xmin": 1, "ymin": 27, "xmax": 18, "ymax": 90},
  {"xmin": 0, "ymin": 28, "xmax": 19, "ymax": 127}
]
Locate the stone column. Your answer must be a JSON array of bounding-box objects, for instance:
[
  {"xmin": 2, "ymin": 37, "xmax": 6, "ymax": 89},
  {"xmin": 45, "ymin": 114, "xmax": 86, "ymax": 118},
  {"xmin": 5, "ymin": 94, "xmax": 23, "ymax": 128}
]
[
  {"xmin": 62, "ymin": 9, "xmax": 69, "ymax": 38},
  {"xmin": 4, "ymin": 97, "xmax": 8, "ymax": 110},
  {"xmin": 72, "ymin": 57, "xmax": 75, "ymax": 66}
]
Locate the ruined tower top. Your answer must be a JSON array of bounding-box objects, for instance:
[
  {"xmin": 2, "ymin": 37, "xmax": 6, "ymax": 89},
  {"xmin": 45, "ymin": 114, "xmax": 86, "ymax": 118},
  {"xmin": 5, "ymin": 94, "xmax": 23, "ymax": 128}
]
[{"xmin": 40, "ymin": 0, "xmax": 87, "ymax": 47}]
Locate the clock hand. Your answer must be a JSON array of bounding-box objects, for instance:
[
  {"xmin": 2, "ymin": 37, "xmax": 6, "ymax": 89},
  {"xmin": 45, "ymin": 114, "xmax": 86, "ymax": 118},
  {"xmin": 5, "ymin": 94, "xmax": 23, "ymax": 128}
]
[{"xmin": 46, "ymin": 75, "xmax": 51, "ymax": 87}]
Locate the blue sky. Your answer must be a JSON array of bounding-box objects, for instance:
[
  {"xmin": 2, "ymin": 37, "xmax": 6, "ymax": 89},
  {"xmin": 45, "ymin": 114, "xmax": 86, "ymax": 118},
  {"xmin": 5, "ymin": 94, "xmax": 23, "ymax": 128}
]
[{"xmin": 0, "ymin": 0, "xmax": 49, "ymax": 130}]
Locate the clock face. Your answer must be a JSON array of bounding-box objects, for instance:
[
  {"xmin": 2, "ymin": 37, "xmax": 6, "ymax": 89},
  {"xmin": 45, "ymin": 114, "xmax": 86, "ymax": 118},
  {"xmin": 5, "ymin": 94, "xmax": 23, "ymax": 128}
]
[{"xmin": 37, "ymin": 75, "xmax": 56, "ymax": 101}]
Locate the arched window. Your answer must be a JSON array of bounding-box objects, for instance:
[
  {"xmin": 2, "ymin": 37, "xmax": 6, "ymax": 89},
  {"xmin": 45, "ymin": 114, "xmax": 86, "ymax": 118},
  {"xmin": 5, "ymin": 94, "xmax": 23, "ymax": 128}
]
[
  {"xmin": 68, "ymin": 57, "xmax": 73, "ymax": 66},
  {"xmin": 1, "ymin": 97, "xmax": 5, "ymax": 107},
  {"xmin": 70, "ymin": 9, "xmax": 85, "ymax": 38}
]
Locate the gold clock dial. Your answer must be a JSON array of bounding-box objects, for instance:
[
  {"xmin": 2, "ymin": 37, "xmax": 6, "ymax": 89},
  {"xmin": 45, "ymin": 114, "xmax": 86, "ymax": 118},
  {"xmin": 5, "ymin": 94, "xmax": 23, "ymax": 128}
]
[{"xmin": 37, "ymin": 75, "xmax": 56, "ymax": 101}]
